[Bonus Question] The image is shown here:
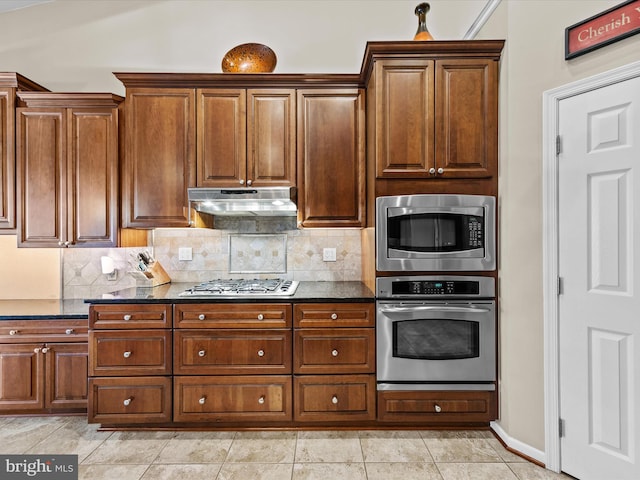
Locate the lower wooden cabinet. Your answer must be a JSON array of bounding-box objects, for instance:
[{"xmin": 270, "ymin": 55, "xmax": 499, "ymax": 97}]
[
  {"xmin": 88, "ymin": 376, "xmax": 172, "ymax": 424},
  {"xmin": 294, "ymin": 374, "xmax": 376, "ymax": 422},
  {"xmin": 377, "ymin": 389, "xmax": 497, "ymax": 424},
  {"xmin": 174, "ymin": 375, "xmax": 292, "ymax": 423}
]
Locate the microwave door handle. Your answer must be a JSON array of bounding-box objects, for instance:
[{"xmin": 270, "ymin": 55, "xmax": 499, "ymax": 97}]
[{"xmin": 379, "ymin": 306, "xmax": 491, "ymax": 314}]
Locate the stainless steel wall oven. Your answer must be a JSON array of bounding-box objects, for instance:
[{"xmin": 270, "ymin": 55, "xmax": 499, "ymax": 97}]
[{"xmin": 376, "ymin": 275, "xmax": 496, "ymax": 391}]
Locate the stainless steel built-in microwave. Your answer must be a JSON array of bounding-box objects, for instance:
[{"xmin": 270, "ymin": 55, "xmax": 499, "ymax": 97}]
[{"xmin": 376, "ymin": 194, "xmax": 496, "ymax": 271}]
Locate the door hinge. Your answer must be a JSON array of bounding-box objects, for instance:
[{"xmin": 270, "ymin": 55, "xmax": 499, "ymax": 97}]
[
  {"xmin": 558, "ymin": 276, "xmax": 564, "ymax": 295},
  {"xmin": 559, "ymin": 418, "xmax": 565, "ymax": 437},
  {"xmin": 556, "ymin": 135, "xmax": 562, "ymax": 155}
]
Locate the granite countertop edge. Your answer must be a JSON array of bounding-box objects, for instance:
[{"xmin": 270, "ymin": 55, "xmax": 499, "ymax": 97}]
[{"xmin": 0, "ymin": 281, "xmax": 375, "ymax": 320}]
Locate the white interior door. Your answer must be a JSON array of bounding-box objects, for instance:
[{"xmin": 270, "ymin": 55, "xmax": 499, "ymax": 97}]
[{"xmin": 558, "ymin": 75, "xmax": 640, "ymax": 480}]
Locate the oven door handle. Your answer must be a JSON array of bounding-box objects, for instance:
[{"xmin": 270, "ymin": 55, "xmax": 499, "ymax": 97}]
[{"xmin": 379, "ymin": 306, "xmax": 491, "ymax": 314}]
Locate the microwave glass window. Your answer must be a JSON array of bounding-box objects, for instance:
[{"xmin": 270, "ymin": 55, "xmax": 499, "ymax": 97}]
[
  {"xmin": 387, "ymin": 213, "xmax": 483, "ymax": 252},
  {"xmin": 393, "ymin": 319, "xmax": 480, "ymax": 360}
]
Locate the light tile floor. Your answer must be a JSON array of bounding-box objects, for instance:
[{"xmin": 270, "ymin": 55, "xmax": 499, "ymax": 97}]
[{"xmin": 0, "ymin": 416, "xmax": 575, "ymax": 480}]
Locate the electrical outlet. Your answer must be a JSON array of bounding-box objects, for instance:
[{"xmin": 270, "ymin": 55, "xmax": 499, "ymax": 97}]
[
  {"xmin": 178, "ymin": 247, "xmax": 193, "ymax": 261},
  {"xmin": 322, "ymin": 247, "xmax": 337, "ymax": 262}
]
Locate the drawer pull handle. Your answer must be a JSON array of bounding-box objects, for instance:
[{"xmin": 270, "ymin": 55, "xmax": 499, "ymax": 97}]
[
  {"xmin": 331, "ymin": 396, "xmax": 339, "ymax": 405},
  {"xmin": 65, "ymin": 329, "xmax": 74, "ymax": 335},
  {"xmin": 434, "ymin": 404, "xmax": 442, "ymax": 413},
  {"xmin": 331, "ymin": 349, "xmax": 339, "ymax": 357},
  {"xmin": 258, "ymin": 396, "xmax": 265, "ymax": 405},
  {"xmin": 9, "ymin": 330, "xmax": 18, "ymax": 335},
  {"xmin": 257, "ymin": 349, "xmax": 265, "ymax": 357},
  {"xmin": 198, "ymin": 350, "xmax": 206, "ymax": 357},
  {"xmin": 123, "ymin": 351, "xmax": 132, "ymax": 358},
  {"xmin": 123, "ymin": 314, "xmax": 132, "ymax": 321},
  {"xmin": 257, "ymin": 314, "xmax": 264, "ymax": 321},
  {"xmin": 331, "ymin": 313, "xmax": 338, "ymax": 320},
  {"xmin": 41, "ymin": 347, "xmax": 49, "ymax": 354},
  {"xmin": 198, "ymin": 314, "xmax": 206, "ymax": 320},
  {"xmin": 123, "ymin": 397, "xmax": 132, "ymax": 406},
  {"xmin": 199, "ymin": 396, "xmax": 206, "ymax": 405}
]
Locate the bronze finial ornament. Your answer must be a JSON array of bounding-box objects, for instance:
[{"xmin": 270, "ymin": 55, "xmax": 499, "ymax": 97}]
[{"xmin": 413, "ymin": 2, "xmax": 434, "ymax": 41}]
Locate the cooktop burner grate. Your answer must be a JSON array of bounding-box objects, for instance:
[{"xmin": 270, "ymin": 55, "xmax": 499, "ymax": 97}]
[{"xmin": 179, "ymin": 278, "xmax": 298, "ymax": 296}]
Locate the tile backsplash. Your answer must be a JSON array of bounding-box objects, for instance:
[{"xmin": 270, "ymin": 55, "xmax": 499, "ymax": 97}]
[{"xmin": 62, "ymin": 226, "xmax": 363, "ymax": 298}]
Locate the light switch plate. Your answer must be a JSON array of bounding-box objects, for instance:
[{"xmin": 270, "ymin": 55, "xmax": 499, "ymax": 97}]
[
  {"xmin": 322, "ymin": 247, "xmax": 337, "ymax": 262},
  {"xmin": 178, "ymin": 247, "xmax": 192, "ymax": 261}
]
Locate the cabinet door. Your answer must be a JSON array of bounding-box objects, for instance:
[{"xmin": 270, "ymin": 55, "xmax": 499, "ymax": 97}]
[
  {"xmin": 373, "ymin": 59, "xmax": 435, "ymax": 178},
  {"xmin": 45, "ymin": 342, "xmax": 88, "ymax": 410},
  {"xmin": 197, "ymin": 89, "xmax": 246, "ymax": 187},
  {"xmin": 68, "ymin": 108, "xmax": 118, "ymax": 246},
  {"xmin": 297, "ymin": 89, "xmax": 365, "ymax": 227},
  {"xmin": 0, "ymin": 88, "xmax": 15, "ymax": 231},
  {"xmin": 247, "ymin": 89, "xmax": 296, "ymax": 186},
  {"xmin": 0, "ymin": 343, "xmax": 44, "ymax": 411},
  {"xmin": 16, "ymin": 108, "xmax": 66, "ymax": 246},
  {"xmin": 122, "ymin": 88, "xmax": 195, "ymax": 227},
  {"xmin": 435, "ymin": 58, "xmax": 497, "ymax": 178}
]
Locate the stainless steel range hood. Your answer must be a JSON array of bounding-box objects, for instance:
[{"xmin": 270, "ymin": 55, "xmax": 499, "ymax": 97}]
[{"xmin": 188, "ymin": 187, "xmax": 297, "ymax": 217}]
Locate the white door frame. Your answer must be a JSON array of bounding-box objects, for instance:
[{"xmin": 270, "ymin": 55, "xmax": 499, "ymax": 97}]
[{"xmin": 542, "ymin": 60, "xmax": 640, "ymax": 473}]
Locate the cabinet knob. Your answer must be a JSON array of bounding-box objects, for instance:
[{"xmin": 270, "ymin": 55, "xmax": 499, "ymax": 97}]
[
  {"xmin": 123, "ymin": 351, "xmax": 132, "ymax": 358},
  {"xmin": 331, "ymin": 349, "xmax": 339, "ymax": 357},
  {"xmin": 258, "ymin": 396, "xmax": 265, "ymax": 405},
  {"xmin": 239, "ymin": 179, "xmax": 245, "ymax": 185},
  {"xmin": 64, "ymin": 241, "xmax": 70, "ymax": 246},
  {"xmin": 123, "ymin": 397, "xmax": 132, "ymax": 406},
  {"xmin": 434, "ymin": 404, "xmax": 442, "ymax": 413},
  {"xmin": 9, "ymin": 330, "xmax": 18, "ymax": 336},
  {"xmin": 331, "ymin": 395, "xmax": 339, "ymax": 405},
  {"xmin": 58, "ymin": 241, "xmax": 64, "ymax": 247},
  {"xmin": 198, "ymin": 350, "xmax": 206, "ymax": 357},
  {"xmin": 437, "ymin": 167, "xmax": 444, "ymax": 175},
  {"xmin": 257, "ymin": 314, "xmax": 264, "ymax": 321},
  {"xmin": 34, "ymin": 347, "xmax": 41, "ymax": 353},
  {"xmin": 330, "ymin": 313, "xmax": 338, "ymax": 320},
  {"xmin": 65, "ymin": 329, "xmax": 74, "ymax": 335},
  {"xmin": 41, "ymin": 347, "xmax": 49, "ymax": 354},
  {"xmin": 198, "ymin": 314, "xmax": 206, "ymax": 321},
  {"xmin": 257, "ymin": 349, "xmax": 265, "ymax": 357},
  {"xmin": 123, "ymin": 314, "xmax": 132, "ymax": 321},
  {"xmin": 247, "ymin": 179, "xmax": 253, "ymax": 186},
  {"xmin": 429, "ymin": 167, "xmax": 436, "ymax": 175},
  {"xmin": 199, "ymin": 396, "xmax": 206, "ymax": 405}
]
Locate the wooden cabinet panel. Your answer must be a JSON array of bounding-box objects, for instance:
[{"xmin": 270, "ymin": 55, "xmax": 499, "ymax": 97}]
[
  {"xmin": 435, "ymin": 59, "xmax": 497, "ymax": 179},
  {"xmin": 90, "ymin": 304, "xmax": 171, "ymax": 329},
  {"xmin": 294, "ymin": 303, "xmax": 375, "ymax": 328},
  {"xmin": 90, "ymin": 330, "xmax": 172, "ymax": 376},
  {"xmin": 174, "ymin": 375, "xmax": 292, "ymax": 423},
  {"xmin": 88, "ymin": 376, "xmax": 172, "ymax": 424},
  {"xmin": 174, "ymin": 303, "xmax": 291, "ymax": 329},
  {"xmin": 294, "ymin": 374, "xmax": 376, "ymax": 422},
  {"xmin": 122, "ymin": 88, "xmax": 195, "ymax": 227},
  {"xmin": 297, "ymin": 89, "xmax": 365, "ymax": 227},
  {"xmin": 46, "ymin": 342, "xmax": 88, "ymax": 409},
  {"xmin": 0, "ymin": 343, "xmax": 43, "ymax": 410},
  {"xmin": 377, "ymin": 389, "xmax": 497, "ymax": 424},
  {"xmin": 175, "ymin": 329, "xmax": 291, "ymax": 375},
  {"xmin": 294, "ymin": 328, "xmax": 374, "ymax": 374},
  {"xmin": 0, "ymin": 90, "xmax": 14, "ymax": 231}
]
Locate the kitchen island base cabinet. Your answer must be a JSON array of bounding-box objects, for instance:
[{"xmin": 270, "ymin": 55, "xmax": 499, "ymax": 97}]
[
  {"xmin": 174, "ymin": 375, "xmax": 292, "ymax": 423},
  {"xmin": 377, "ymin": 390, "xmax": 497, "ymax": 425}
]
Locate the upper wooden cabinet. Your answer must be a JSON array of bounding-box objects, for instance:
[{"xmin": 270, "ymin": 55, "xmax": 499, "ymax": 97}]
[
  {"xmin": 121, "ymin": 88, "xmax": 196, "ymax": 228},
  {"xmin": 16, "ymin": 93, "xmax": 122, "ymax": 247},
  {"xmin": 0, "ymin": 73, "xmax": 48, "ymax": 233},
  {"xmin": 197, "ymin": 88, "xmax": 295, "ymax": 187},
  {"xmin": 297, "ymin": 89, "xmax": 366, "ymax": 228},
  {"xmin": 362, "ymin": 41, "xmax": 503, "ymax": 184}
]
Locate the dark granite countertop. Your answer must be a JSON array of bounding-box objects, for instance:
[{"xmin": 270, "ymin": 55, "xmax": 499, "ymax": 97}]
[{"xmin": 0, "ymin": 282, "xmax": 374, "ymax": 319}]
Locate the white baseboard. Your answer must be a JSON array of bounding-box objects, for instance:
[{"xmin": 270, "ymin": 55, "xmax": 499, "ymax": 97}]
[{"xmin": 490, "ymin": 421, "xmax": 546, "ymax": 465}]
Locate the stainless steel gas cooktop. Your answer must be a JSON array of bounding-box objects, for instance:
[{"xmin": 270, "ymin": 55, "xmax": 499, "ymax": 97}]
[{"xmin": 178, "ymin": 278, "xmax": 299, "ymax": 297}]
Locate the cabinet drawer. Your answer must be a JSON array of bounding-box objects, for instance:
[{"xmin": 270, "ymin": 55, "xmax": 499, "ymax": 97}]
[
  {"xmin": 174, "ymin": 375, "xmax": 292, "ymax": 423},
  {"xmin": 89, "ymin": 330, "xmax": 172, "ymax": 376},
  {"xmin": 88, "ymin": 376, "xmax": 172, "ymax": 424},
  {"xmin": 174, "ymin": 303, "xmax": 292, "ymax": 329},
  {"xmin": 294, "ymin": 328, "xmax": 374, "ymax": 374},
  {"xmin": 90, "ymin": 304, "xmax": 171, "ymax": 329},
  {"xmin": 294, "ymin": 374, "xmax": 376, "ymax": 422},
  {"xmin": 0, "ymin": 320, "xmax": 87, "ymax": 343},
  {"xmin": 174, "ymin": 329, "xmax": 291, "ymax": 375},
  {"xmin": 377, "ymin": 390, "xmax": 497, "ymax": 424},
  {"xmin": 294, "ymin": 303, "xmax": 374, "ymax": 328}
]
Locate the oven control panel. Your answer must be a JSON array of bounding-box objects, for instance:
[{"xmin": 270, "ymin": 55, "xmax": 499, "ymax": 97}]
[{"xmin": 376, "ymin": 275, "xmax": 495, "ymax": 299}]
